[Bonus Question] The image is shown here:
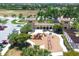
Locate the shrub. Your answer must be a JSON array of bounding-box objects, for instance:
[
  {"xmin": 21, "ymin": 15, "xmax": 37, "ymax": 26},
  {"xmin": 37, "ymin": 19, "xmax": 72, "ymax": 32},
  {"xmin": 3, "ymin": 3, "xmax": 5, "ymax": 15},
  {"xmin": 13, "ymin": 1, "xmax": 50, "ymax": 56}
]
[
  {"xmin": 20, "ymin": 23, "xmax": 32, "ymax": 33},
  {"xmin": 53, "ymin": 24, "xmax": 63, "ymax": 34},
  {"xmin": 22, "ymin": 45, "xmax": 51, "ymax": 56}
]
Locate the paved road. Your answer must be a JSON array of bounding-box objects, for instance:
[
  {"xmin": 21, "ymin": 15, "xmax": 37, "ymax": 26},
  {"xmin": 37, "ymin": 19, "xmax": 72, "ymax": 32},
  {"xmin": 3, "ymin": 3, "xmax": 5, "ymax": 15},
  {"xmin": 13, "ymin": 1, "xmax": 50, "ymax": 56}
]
[{"xmin": 0, "ymin": 16, "xmax": 22, "ymax": 43}]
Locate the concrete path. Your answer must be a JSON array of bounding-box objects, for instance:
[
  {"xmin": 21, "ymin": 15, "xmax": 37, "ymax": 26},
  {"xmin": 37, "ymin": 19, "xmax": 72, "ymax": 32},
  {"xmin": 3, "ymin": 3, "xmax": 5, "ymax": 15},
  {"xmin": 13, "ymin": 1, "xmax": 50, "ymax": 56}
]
[{"xmin": 0, "ymin": 16, "xmax": 22, "ymax": 42}]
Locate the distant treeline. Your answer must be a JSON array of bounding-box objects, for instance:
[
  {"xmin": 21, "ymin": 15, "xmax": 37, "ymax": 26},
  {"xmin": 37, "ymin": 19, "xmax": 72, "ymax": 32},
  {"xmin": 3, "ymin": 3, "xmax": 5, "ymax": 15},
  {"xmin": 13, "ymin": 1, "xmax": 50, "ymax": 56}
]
[{"xmin": 0, "ymin": 3, "xmax": 79, "ymax": 10}]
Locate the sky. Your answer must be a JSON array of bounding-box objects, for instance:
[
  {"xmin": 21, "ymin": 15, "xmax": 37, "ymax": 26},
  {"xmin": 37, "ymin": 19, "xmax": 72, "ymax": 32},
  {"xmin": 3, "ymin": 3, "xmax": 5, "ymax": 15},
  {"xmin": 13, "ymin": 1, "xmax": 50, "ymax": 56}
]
[{"xmin": 0, "ymin": 0, "xmax": 79, "ymax": 3}]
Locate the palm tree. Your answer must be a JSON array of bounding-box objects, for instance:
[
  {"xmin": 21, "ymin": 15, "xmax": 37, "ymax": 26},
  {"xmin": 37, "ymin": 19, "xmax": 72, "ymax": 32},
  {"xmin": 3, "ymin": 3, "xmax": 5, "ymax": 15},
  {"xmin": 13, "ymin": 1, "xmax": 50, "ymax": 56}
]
[
  {"xmin": 37, "ymin": 10, "xmax": 45, "ymax": 20},
  {"xmin": 19, "ymin": 13, "xmax": 23, "ymax": 18}
]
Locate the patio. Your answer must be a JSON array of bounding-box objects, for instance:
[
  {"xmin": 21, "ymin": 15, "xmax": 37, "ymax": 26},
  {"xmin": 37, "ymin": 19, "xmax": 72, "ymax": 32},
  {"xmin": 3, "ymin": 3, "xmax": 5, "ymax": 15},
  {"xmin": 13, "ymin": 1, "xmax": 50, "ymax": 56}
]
[{"xmin": 30, "ymin": 30, "xmax": 63, "ymax": 52}]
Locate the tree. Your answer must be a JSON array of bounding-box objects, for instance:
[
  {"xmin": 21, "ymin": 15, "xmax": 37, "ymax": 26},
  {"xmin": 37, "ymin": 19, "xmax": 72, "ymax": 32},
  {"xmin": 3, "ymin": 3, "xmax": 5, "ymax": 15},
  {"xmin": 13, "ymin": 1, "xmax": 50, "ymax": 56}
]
[
  {"xmin": 51, "ymin": 8, "xmax": 59, "ymax": 19},
  {"xmin": 8, "ymin": 33, "xmax": 31, "ymax": 46},
  {"xmin": 19, "ymin": 13, "xmax": 23, "ymax": 18},
  {"xmin": 22, "ymin": 45, "xmax": 51, "ymax": 56},
  {"xmin": 15, "ymin": 33, "xmax": 31, "ymax": 44},
  {"xmin": 8, "ymin": 33, "xmax": 18, "ymax": 45},
  {"xmin": 37, "ymin": 9, "xmax": 46, "ymax": 20},
  {"xmin": 11, "ymin": 14, "xmax": 16, "ymax": 17},
  {"xmin": 61, "ymin": 6, "xmax": 78, "ymax": 18},
  {"xmin": 72, "ymin": 22, "xmax": 79, "ymax": 31},
  {"xmin": 53, "ymin": 24, "xmax": 63, "ymax": 34},
  {"xmin": 47, "ymin": 19, "xmax": 54, "ymax": 23},
  {"xmin": 37, "ymin": 7, "xmax": 60, "ymax": 20},
  {"xmin": 20, "ymin": 23, "xmax": 32, "ymax": 33},
  {"xmin": 27, "ymin": 15, "xmax": 32, "ymax": 18}
]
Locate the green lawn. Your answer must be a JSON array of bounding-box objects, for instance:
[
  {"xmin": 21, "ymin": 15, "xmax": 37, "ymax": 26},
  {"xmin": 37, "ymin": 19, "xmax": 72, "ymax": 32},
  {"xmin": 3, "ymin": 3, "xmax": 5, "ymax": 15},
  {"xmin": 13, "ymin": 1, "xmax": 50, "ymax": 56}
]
[
  {"xmin": 11, "ymin": 19, "xmax": 26, "ymax": 24},
  {"xmin": 0, "ymin": 19, "xmax": 7, "ymax": 24},
  {"xmin": 46, "ymin": 19, "xmax": 54, "ymax": 23},
  {"xmin": 64, "ymin": 51, "xmax": 79, "ymax": 56}
]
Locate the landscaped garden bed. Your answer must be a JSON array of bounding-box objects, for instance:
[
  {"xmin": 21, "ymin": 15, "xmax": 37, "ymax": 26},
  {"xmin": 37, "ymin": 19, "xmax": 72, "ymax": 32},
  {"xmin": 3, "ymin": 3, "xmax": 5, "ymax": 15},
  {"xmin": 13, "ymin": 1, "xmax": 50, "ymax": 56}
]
[
  {"xmin": 64, "ymin": 51, "xmax": 79, "ymax": 56},
  {"xmin": 46, "ymin": 19, "xmax": 54, "ymax": 23},
  {"xmin": 11, "ymin": 19, "xmax": 27, "ymax": 24},
  {"xmin": 0, "ymin": 19, "xmax": 8, "ymax": 24}
]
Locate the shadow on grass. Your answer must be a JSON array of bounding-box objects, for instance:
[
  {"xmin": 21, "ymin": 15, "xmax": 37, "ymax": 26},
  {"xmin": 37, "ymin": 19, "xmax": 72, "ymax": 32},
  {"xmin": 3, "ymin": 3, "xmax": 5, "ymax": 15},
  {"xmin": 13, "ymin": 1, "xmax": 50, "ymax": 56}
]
[{"xmin": 10, "ymin": 42, "xmax": 31, "ymax": 50}]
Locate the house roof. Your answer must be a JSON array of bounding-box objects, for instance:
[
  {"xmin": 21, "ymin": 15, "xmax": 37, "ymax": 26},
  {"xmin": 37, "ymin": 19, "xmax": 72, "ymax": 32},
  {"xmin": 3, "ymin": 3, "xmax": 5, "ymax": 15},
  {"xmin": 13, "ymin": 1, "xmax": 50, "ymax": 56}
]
[
  {"xmin": 34, "ymin": 23, "xmax": 53, "ymax": 26},
  {"xmin": 65, "ymin": 29, "xmax": 79, "ymax": 43}
]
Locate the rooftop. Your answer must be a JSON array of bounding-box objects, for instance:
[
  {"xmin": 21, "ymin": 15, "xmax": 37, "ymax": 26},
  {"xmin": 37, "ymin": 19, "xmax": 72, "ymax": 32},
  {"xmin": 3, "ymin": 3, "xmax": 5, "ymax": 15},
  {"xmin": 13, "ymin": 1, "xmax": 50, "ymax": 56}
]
[
  {"xmin": 34, "ymin": 23, "xmax": 53, "ymax": 26},
  {"xmin": 65, "ymin": 29, "xmax": 79, "ymax": 43}
]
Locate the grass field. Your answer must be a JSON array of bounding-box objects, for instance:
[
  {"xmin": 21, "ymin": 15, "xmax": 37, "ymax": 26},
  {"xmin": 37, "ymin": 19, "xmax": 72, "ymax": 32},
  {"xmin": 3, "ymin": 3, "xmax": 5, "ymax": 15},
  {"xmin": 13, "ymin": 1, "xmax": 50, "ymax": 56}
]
[
  {"xmin": 5, "ymin": 47, "xmax": 22, "ymax": 56},
  {"xmin": 0, "ymin": 10, "xmax": 39, "ymax": 17}
]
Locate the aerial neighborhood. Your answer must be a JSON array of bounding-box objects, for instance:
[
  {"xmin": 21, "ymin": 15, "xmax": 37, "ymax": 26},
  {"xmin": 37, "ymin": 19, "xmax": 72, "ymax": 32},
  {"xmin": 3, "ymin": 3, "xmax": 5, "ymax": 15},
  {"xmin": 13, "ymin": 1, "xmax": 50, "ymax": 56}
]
[{"xmin": 0, "ymin": 3, "xmax": 79, "ymax": 56}]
